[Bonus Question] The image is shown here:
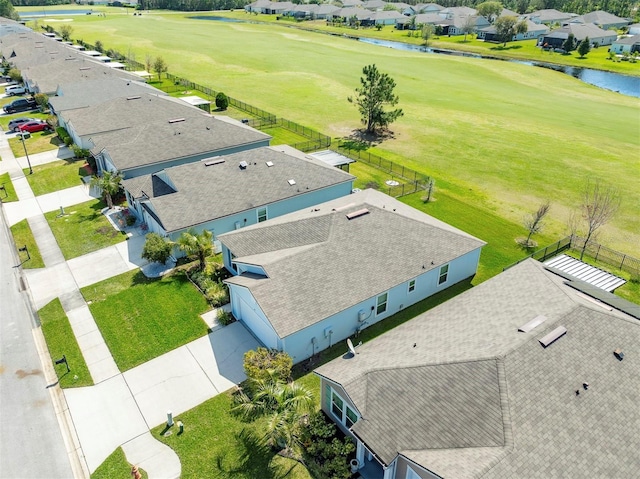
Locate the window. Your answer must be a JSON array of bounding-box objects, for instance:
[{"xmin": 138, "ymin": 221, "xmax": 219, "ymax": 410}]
[
  {"xmin": 408, "ymin": 279, "xmax": 416, "ymax": 293},
  {"xmin": 406, "ymin": 467, "xmax": 421, "ymax": 479},
  {"xmin": 257, "ymin": 207, "xmax": 267, "ymax": 223},
  {"xmin": 331, "ymin": 392, "xmax": 344, "ymax": 419},
  {"xmin": 438, "ymin": 264, "xmax": 449, "ymax": 285},
  {"xmin": 324, "ymin": 385, "xmax": 331, "ymax": 411},
  {"xmin": 376, "ymin": 292, "xmax": 388, "ymax": 315},
  {"xmin": 345, "ymin": 406, "xmax": 358, "ymax": 428}
]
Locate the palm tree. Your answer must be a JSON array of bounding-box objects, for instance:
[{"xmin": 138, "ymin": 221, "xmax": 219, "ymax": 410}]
[
  {"xmin": 232, "ymin": 374, "xmax": 314, "ymax": 452},
  {"xmin": 90, "ymin": 170, "xmax": 122, "ymax": 209},
  {"xmin": 174, "ymin": 228, "xmax": 213, "ymax": 270}
]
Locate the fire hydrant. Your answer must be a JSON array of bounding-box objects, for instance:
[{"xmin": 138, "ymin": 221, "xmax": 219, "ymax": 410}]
[{"xmin": 131, "ymin": 465, "xmax": 142, "ymax": 479}]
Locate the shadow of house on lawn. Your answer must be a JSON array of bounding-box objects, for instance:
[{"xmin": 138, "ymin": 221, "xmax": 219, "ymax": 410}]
[{"xmin": 215, "ymin": 429, "xmax": 301, "ymax": 479}]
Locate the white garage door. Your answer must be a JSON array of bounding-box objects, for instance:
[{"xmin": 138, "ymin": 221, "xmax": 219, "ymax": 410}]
[{"xmin": 239, "ymin": 297, "xmax": 278, "ymax": 350}]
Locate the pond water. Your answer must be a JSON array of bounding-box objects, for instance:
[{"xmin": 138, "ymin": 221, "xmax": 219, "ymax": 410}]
[
  {"xmin": 20, "ymin": 10, "xmax": 95, "ymax": 18},
  {"xmin": 189, "ymin": 15, "xmax": 245, "ymax": 23}
]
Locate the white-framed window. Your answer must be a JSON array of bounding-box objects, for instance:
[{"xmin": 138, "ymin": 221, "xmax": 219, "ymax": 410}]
[
  {"xmin": 345, "ymin": 406, "xmax": 358, "ymax": 428},
  {"xmin": 257, "ymin": 207, "xmax": 268, "ymax": 223},
  {"xmin": 406, "ymin": 466, "xmax": 421, "ymax": 479},
  {"xmin": 376, "ymin": 292, "xmax": 388, "ymax": 315},
  {"xmin": 327, "ymin": 385, "xmax": 360, "ymax": 428},
  {"xmin": 438, "ymin": 264, "xmax": 449, "ymax": 285},
  {"xmin": 331, "ymin": 391, "xmax": 344, "ymax": 419},
  {"xmin": 408, "ymin": 279, "xmax": 416, "ymax": 293}
]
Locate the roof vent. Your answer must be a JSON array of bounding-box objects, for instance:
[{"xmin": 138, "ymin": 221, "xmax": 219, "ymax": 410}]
[
  {"xmin": 205, "ymin": 159, "xmax": 225, "ymax": 167},
  {"xmin": 127, "ymin": 96, "xmax": 141, "ymax": 100},
  {"xmin": 79, "ymin": 67, "xmax": 91, "ymax": 71},
  {"xmin": 614, "ymin": 349, "xmax": 624, "ymax": 361},
  {"xmin": 168, "ymin": 118, "xmax": 185, "ymax": 124},
  {"xmin": 266, "ymin": 161, "xmax": 274, "ymax": 167},
  {"xmin": 288, "ymin": 179, "xmax": 296, "ymax": 186},
  {"xmin": 346, "ymin": 208, "xmax": 370, "ymax": 220},
  {"xmin": 239, "ymin": 161, "xmax": 248, "ymax": 170},
  {"xmin": 333, "ymin": 203, "xmax": 356, "ymax": 212},
  {"xmin": 539, "ymin": 326, "xmax": 567, "ymax": 348},
  {"xmin": 518, "ymin": 315, "xmax": 547, "ymax": 333}
]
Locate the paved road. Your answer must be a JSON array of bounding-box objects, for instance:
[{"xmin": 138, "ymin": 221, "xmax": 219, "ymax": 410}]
[{"xmin": 0, "ymin": 207, "xmax": 73, "ymax": 479}]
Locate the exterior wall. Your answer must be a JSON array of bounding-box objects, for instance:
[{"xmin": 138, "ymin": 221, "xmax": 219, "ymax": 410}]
[
  {"xmin": 395, "ymin": 457, "xmax": 441, "ymax": 479},
  {"xmin": 121, "ymin": 140, "xmax": 271, "ymax": 179},
  {"xmin": 234, "ymin": 261, "xmax": 266, "ymax": 276},
  {"xmin": 319, "ymin": 378, "xmax": 361, "ymax": 436},
  {"xmin": 280, "ymin": 247, "xmax": 482, "ymax": 363},
  {"xmin": 228, "ymin": 284, "xmax": 281, "ymax": 350}
]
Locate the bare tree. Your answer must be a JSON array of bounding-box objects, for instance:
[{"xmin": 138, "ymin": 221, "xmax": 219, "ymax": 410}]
[
  {"xmin": 145, "ymin": 53, "xmax": 153, "ymax": 74},
  {"xmin": 575, "ymin": 180, "xmax": 620, "ymax": 260},
  {"xmin": 523, "ymin": 201, "xmax": 551, "ymax": 247},
  {"xmin": 461, "ymin": 15, "xmax": 477, "ymax": 42}
]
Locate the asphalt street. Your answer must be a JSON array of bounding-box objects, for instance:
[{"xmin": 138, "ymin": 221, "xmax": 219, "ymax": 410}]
[{"xmin": 0, "ymin": 206, "xmax": 73, "ymax": 479}]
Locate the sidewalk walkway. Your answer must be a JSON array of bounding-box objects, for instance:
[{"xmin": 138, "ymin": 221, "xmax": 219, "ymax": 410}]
[{"xmin": 3, "ymin": 142, "xmax": 258, "ymax": 477}]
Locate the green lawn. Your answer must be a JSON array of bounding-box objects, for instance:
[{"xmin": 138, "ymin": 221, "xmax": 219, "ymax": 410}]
[
  {"xmin": 38, "ymin": 298, "xmax": 93, "ymax": 388},
  {"xmin": 91, "ymin": 447, "xmax": 147, "ymax": 479},
  {"xmin": 81, "ymin": 270, "xmax": 210, "ymax": 371},
  {"xmin": 10, "ymin": 219, "xmax": 45, "ymax": 269},
  {"xmin": 44, "ymin": 199, "xmax": 126, "ymax": 260},
  {"xmin": 9, "ymin": 130, "xmax": 62, "ymax": 157},
  {"xmin": 41, "ymin": 13, "xmax": 640, "ymax": 257},
  {"xmin": 151, "ymin": 392, "xmax": 312, "ymax": 479},
  {"xmin": 25, "ymin": 158, "xmax": 91, "ymax": 197},
  {"xmin": 0, "ymin": 172, "xmax": 18, "ymax": 202}
]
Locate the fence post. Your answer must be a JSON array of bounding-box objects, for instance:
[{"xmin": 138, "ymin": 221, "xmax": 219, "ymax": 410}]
[
  {"xmin": 620, "ymin": 254, "xmax": 626, "ymax": 270},
  {"xmin": 595, "ymin": 244, "xmax": 601, "ymax": 261}
]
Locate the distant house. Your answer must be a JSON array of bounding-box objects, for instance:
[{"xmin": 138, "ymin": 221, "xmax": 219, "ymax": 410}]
[
  {"xmin": 362, "ymin": 0, "xmax": 386, "ymax": 12},
  {"xmin": 363, "ymin": 10, "xmax": 407, "ymax": 26},
  {"xmin": 244, "ymin": 0, "xmax": 295, "ymax": 14},
  {"xmin": 122, "ymin": 145, "xmax": 355, "ymax": 242},
  {"xmin": 316, "ymin": 259, "xmax": 640, "ymax": 479},
  {"xmin": 220, "ymin": 189, "xmax": 484, "ymax": 364},
  {"xmin": 629, "ymin": 23, "xmax": 640, "ymax": 35},
  {"xmin": 58, "ymin": 94, "xmax": 271, "ymax": 178},
  {"xmin": 444, "ymin": 14, "xmax": 490, "ymax": 36},
  {"xmin": 610, "ymin": 35, "xmax": 640, "ymax": 54},
  {"xmin": 527, "ymin": 8, "xmax": 574, "ymax": 25},
  {"xmin": 539, "ymin": 23, "xmax": 618, "ymax": 48},
  {"xmin": 568, "ymin": 10, "xmax": 629, "ymax": 30},
  {"xmin": 478, "ymin": 19, "xmax": 549, "ymax": 42}
]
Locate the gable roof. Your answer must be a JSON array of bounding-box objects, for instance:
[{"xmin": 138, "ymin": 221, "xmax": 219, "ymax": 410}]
[
  {"xmin": 571, "ymin": 10, "xmax": 629, "ymax": 26},
  {"xmin": 123, "ymin": 145, "xmax": 354, "ymax": 233},
  {"xmin": 545, "ymin": 22, "xmax": 618, "ymax": 41},
  {"xmin": 317, "ymin": 259, "xmax": 640, "ymax": 476},
  {"xmin": 222, "ymin": 189, "xmax": 484, "ymax": 338},
  {"xmin": 613, "ymin": 34, "xmax": 640, "ymax": 45},
  {"xmin": 527, "ymin": 8, "xmax": 574, "ymax": 23}
]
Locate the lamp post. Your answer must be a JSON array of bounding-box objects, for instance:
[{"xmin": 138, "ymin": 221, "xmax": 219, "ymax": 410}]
[{"xmin": 19, "ymin": 131, "xmax": 32, "ymax": 175}]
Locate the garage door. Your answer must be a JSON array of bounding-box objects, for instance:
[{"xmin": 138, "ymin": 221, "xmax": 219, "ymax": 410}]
[{"xmin": 239, "ymin": 297, "xmax": 278, "ymax": 350}]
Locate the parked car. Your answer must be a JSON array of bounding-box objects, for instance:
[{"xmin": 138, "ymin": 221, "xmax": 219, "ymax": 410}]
[
  {"xmin": 5, "ymin": 85, "xmax": 27, "ymax": 96},
  {"xmin": 7, "ymin": 117, "xmax": 36, "ymax": 132},
  {"xmin": 3, "ymin": 98, "xmax": 38, "ymax": 114},
  {"xmin": 18, "ymin": 120, "xmax": 50, "ymax": 133}
]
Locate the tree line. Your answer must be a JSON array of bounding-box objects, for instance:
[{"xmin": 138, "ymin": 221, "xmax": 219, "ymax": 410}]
[{"xmin": 137, "ymin": 0, "xmax": 247, "ymax": 10}]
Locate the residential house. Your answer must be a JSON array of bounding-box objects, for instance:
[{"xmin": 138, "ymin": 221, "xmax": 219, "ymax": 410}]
[
  {"xmin": 396, "ymin": 12, "xmax": 444, "ymax": 30},
  {"xmin": 610, "ymin": 35, "xmax": 640, "ymax": 54},
  {"xmin": 539, "ymin": 23, "xmax": 618, "ymax": 48},
  {"xmin": 316, "ymin": 259, "xmax": 640, "ymax": 479},
  {"xmin": 443, "ymin": 14, "xmax": 490, "ymax": 36},
  {"xmin": 333, "ymin": 7, "xmax": 372, "ymax": 24},
  {"xmin": 220, "ymin": 189, "xmax": 484, "ymax": 364},
  {"xmin": 629, "ymin": 23, "xmax": 640, "ymax": 35},
  {"xmin": 363, "ymin": 10, "xmax": 407, "ymax": 26},
  {"xmin": 58, "ymin": 93, "xmax": 271, "ymax": 178},
  {"xmin": 568, "ymin": 10, "xmax": 629, "ymax": 30},
  {"xmin": 362, "ymin": 0, "xmax": 387, "ymax": 12},
  {"xmin": 438, "ymin": 6, "xmax": 477, "ymax": 18},
  {"xmin": 122, "ymin": 145, "xmax": 355, "ymax": 243},
  {"xmin": 478, "ymin": 19, "xmax": 549, "ymax": 42},
  {"xmin": 527, "ymin": 8, "xmax": 574, "ymax": 25},
  {"xmin": 342, "ymin": 0, "xmax": 364, "ymax": 7}
]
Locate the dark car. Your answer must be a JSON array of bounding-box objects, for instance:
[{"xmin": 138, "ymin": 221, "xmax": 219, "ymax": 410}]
[
  {"xmin": 18, "ymin": 120, "xmax": 50, "ymax": 133},
  {"xmin": 7, "ymin": 117, "xmax": 36, "ymax": 132},
  {"xmin": 3, "ymin": 98, "xmax": 37, "ymax": 114}
]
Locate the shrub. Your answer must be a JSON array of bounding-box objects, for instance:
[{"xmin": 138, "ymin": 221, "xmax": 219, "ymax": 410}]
[
  {"xmin": 243, "ymin": 347, "xmax": 293, "ymax": 383},
  {"xmin": 205, "ymin": 281, "xmax": 229, "ymax": 306},
  {"xmin": 46, "ymin": 115, "xmax": 58, "ymax": 130},
  {"xmin": 8, "ymin": 68, "xmax": 22, "ymax": 83},
  {"xmin": 217, "ymin": 309, "xmax": 234, "ymax": 326},
  {"xmin": 301, "ymin": 411, "xmax": 356, "ymax": 479},
  {"xmin": 141, "ymin": 232, "xmax": 172, "ymax": 264},
  {"xmin": 126, "ymin": 214, "xmax": 137, "ymax": 227},
  {"xmin": 215, "ymin": 92, "xmax": 229, "ymax": 110},
  {"xmin": 34, "ymin": 93, "xmax": 49, "ymax": 111},
  {"xmin": 56, "ymin": 127, "xmax": 73, "ymax": 146},
  {"xmin": 72, "ymin": 144, "xmax": 90, "ymax": 159}
]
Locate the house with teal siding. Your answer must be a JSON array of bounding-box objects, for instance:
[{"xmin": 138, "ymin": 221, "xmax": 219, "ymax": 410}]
[
  {"xmin": 121, "ymin": 145, "xmax": 355, "ymax": 244},
  {"xmin": 219, "ymin": 189, "xmax": 484, "ymax": 364}
]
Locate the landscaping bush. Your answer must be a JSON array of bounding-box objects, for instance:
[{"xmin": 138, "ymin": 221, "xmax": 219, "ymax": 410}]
[
  {"xmin": 56, "ymin": 127, "xmax": 73, "ymax": 146},
  {"xmin": 301, "ymin": 411, "xmax": 355, "ymax": 479},
  {"xmin": 216, "ymin": 308, "xmax": 235, "ymax": 326},
  {"xmin": 141, "ymin": 232, "xmax": 172, "ymax": 264},
  {"xmin": 243, "ymin": 347, "xmax": 293, "ymax": 383},
  {"xmin": 189, "ymin": 268, "xmax": 229, "ymax": 306},
  {"xmin": 72, "ymin": 144, "xmax": 90, "ymax": 160},
  {"xmin": 215, "ymin": 92, "xmax": 229, "ymax": 110}
]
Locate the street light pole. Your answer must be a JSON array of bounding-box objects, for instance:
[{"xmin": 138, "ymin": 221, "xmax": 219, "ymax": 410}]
[{"xmin": 20, "ymin": 132, "xmax": 32, "ymax": 175}]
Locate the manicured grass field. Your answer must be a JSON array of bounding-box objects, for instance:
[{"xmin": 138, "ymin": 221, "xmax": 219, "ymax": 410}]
[
  {"xmin": 0, "ymin": 172, "xmax": 18, "ymax": 202},
  {"xmin": 9, "ymin": 130, "xmax": 62, "ymax": 157},
  {"xmin": 151, "ymin": 392, "xmax": 312, "ymax": 479},
  {"xmin": 40, "ymin": 13, "xmax": 640, "ymax": 256},
  {"xmin": 81, "ymin": 269, "xmax": 210, "ymax": 371},
  {"xmin": 25, "ymin": 158, "xmax": 91, "ymax": 196},
  {"xmin": 10, "ymin": 219, "xmax": 45, "ymax": 269},
  {"xmin": 91, "ymin": 447, "xmax": 147, "ymax": 479},
  {"xmin": 38, "ymin": 298, "xmax": 93, "ymax": 388},
  {"xmin": 44, "ymin": 199, "xmax": 126, "ymax": 260}
]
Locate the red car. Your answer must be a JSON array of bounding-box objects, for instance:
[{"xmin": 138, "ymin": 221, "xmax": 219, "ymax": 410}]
[{"xmin": 18, "ymin": 120, "xmax": 50, "ymax": 133}]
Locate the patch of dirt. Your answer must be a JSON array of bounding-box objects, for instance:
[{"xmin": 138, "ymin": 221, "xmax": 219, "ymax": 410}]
[{"xmin": 15, "ymin": 369, "xmax": 42, "ymax": 379}]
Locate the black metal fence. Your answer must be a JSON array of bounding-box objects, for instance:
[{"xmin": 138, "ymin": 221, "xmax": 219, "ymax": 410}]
[
  {"xmin": 571, "ymin": 236, "xmax": 640, "ymax": 276},
  {"xmin": 504, "ymin": 236, "xmax": 573, "ymax": 270},
  {"xmin": 335, "ymin": 144, "xmax": 428, "ymax": 184}
]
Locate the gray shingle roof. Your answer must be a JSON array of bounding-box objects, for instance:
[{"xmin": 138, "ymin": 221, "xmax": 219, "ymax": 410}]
[
  {"xmin": 222, "ymin": 189, "xmax": 484, "ymax": 338},
  {"xmin": 50, "ymin": 77, "xmax": 164, "ymax": 113},
  {"xmin": 317, "ymin": 259, "xmax": 640, "ymax": 477},
  {"xmin": 123, "ymin": 145, "xmax": 354, "ymax": 233}
]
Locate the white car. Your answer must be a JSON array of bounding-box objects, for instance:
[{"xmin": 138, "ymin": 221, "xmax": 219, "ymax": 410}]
[{"xmin": 5, "ymin": 85, "xmax": 27, "ymax": 96}]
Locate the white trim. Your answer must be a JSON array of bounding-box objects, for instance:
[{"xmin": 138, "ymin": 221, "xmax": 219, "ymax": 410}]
[
  {"xmin": 376, "ymin": 291, "xmax": 388, "ymax": 316},
  {"xmin": 408, "ymin": 278, "xmax": 416, "ymax": 293}
]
